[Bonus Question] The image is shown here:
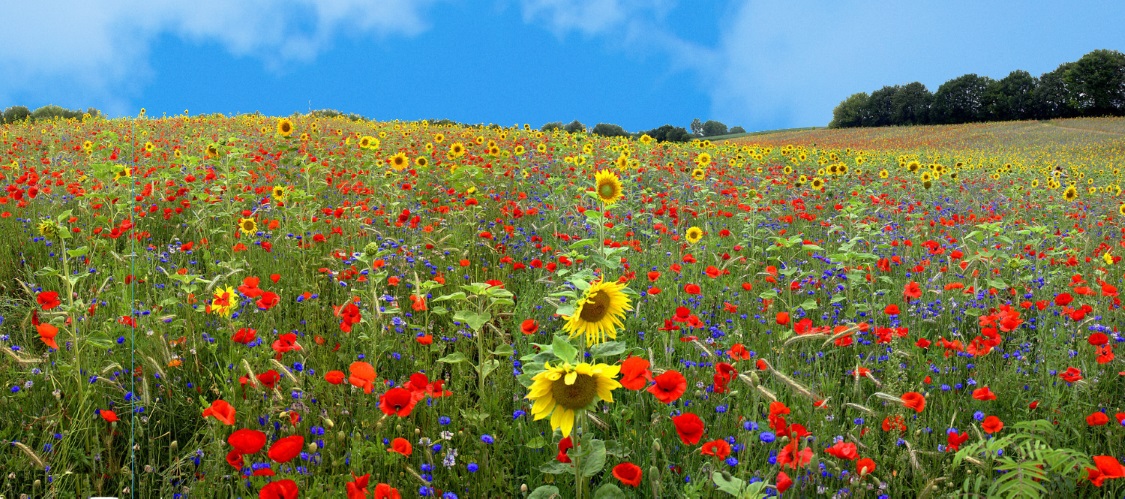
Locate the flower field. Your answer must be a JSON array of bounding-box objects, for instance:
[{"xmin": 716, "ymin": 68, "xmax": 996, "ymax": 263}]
[{"xmin": 1, "ymin": 114, "xmax": 1124, "ymax": 498}]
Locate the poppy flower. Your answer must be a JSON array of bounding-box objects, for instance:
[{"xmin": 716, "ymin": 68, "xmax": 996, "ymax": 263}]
[
  {"xmin": 700, "ymin": 439, "xmax": 731, "ymax": 460},
  {"xmin": 324, "ymin": 370, "xmax": 345, "ymax": 384},
  {"xmin": 271, "ymin": 333, "xmax": 301, "ymax": 355},
  {"xmin": 618, "ymin": 356, "xmax": 652, "ymax": 391},
  {"xmin": 388, "ymin": 437, "xmax": 412, "ymax": 456},
  {"xmin": 776, "ymin": 439, "xmax": 814, "ymax": 470},
  {"xmin": 903, "ymin": 281, "xmax": 922, "ymax": 301},
  {"xmin": 415, "ymin": 334, "xmax": 433, "ymax": 345},
  {"xmin": 346, "ymin": 473, "xmax": 370, "ymax": 499},
  {"xmin": 557, "ymin": 436, "xmax": 574, "ymax": 463},
  {"xmin": 856, "ymin": 457, "xmax": 876, "ymax": 475},
  {"xmin": 257, "ymin": 370, "xmax": 281, "ymax": 389},
  {"xmin": 946, "ymin": 431, "xmax": 970, "ymax": 451},
  {"xmin": 228, "ymin": 429, "xmax": 267, "ymax": 454},
  {"xmin": 684, "ymin": 283, "xmax": 701, "ymax": 295},
  {"xmin": 379, "ymin": 387, "xmax": 418, "ymax": 417},
  {"xmin": 776, "ymin": 312, "xmax": 790, "ymax": 325},
  {"xmin": 100, "ymin": 409, "xmax": 119, "ymax": 423},
  {"xmin": 981, "ymin": 415, "xmax": 1004, "ymax": 434},
  {"xmin": 825, "ymin": 441, "xmax": 858, "ymax": 460},
  {"xmin": 884, "ymin": 304, "xmax": 900, "ymax": 315},
  {"xmin": 1059, "ymin": 367, "xmax": 1083, "ymax": 383},
  {"xmin": 202, "ymin": 399, "xmax": 236, "ymax": 425},
  {"xmin": 1087, "ymin": 411, "xmax": 1110, "ymax": 426},
  {"xmin": 671, "ymin": 412, "xmax": 705, "ymax": 445},
  {"xmin": 972, "ymin": 386, "xmax": 997, "ymax": 401},
  {"xmin": 1087, "ymin": 455, "xmax": 1125, "ymax": 487},
  {"xmin": 226, "ymin": 449, "xmax": 244, "ymax": 469},
  {"xmin": 37, "ymin": 291, "xmax": 61, "ymax": 310},
  {"xmin": 232, "ymin": 327, "xmax": 257, "ymax": 344},
  {"xmin": 901, "ymin": 392, "xmax": 925, "ymax": 413},
  {"xmin": 258, "ymin": 479, "xmax": 299, "ymax": 499},
  {"xmin": 647, "ymin": 370, "xmax": 687, "ymax": 404},
  {"xmin": 776, "ymin": 471, "xmax": 793, "ymax": 494},
  {"xmin": 268, "ymin": 435, "xmax": 304, "ymax": 463},
  {"xmin": 37, "ymin": 323, "xmax": 59, "ymax": 350},
  {"xmin": 520, "ymin": 319, "xmax": 539, "ymax": 335},
  {"xmin": 349, "ymin": 361, "xmax": 377, "ymax": 394},
  {"xmin": 1055, "ymin": 293, "xmax": 1073, "ymax": 306},
  {"xmin": 612, "ymin": 462, "xmax": 643, "ymax": 487},
  {"xmin": 374, "ymin": 483, "xmax": 402, "ymax": 499},
  {"xmin": 256, "ymin": 291, "xmax": 280, "ymax": 310}
]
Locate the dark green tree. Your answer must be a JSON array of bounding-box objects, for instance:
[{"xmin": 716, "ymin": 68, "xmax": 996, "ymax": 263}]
[
  {"xmin": 862, "ymin": 86, "xmax": 899, "ymax": 126},
  {"xmin": 690, "ymin": 118, "xmax": 704, "ymax": 137},
  {"xmin": 932, "ymin": 74, "xmax": 993, "ymax": 124},
  {"xmin": 729, "ymin": 126, "xmax": 746, "ymax": 134},
  {"xmin": 701, "ymin": 120, "xmax": 728, "ymax": 137},
  {"xmin": 891, "ymin": 82, "xmax": 932, "ymax": 125},
  {"xmin": 591, "ymin": 123, "xmax": 630, "ymax": 137},
  {"xmin": 540, "ymin": 122, "xmax": 563, "ymax": 132},
  {"xmin": 1032, "ymin": 63, "xmax": 1077, "ymax": 119},
  {"xmin": 1065, "ymin": 49, "xmax": 1125, "ymax": 116},
  {"xmin": 563, "ymin": 120, "xmax": 586, "ymax": 134},
  {"xmin": 985, "ymin": 70, "xmax": 1037, "ymax": 121},
  {"xmin": 642, "ymin": 124, "xmax": 693, "ymax": 142},
  {"xmin": 829, "ymin": 92, "xmax": 869, "ymax": 128},
  {"xmin": 1, "ymin": 106, "xmax": 31, "ymax": 124}
]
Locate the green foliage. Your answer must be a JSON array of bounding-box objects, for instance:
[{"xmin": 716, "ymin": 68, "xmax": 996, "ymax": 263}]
[
  {"xmin": 863, "ymin": 85, "xmax": 900, "ymax": 127},
  {"xmin": 592, "ymin": 123, "xmax": 630, "ymax": 137},
  {"xmin": 932, "ymin": 74, "xmax": 993, "ymax": 124},
  {"xmin": 947, "ymin": 420, "xmax": 1092, "ymax": 499},
  {"xmin": 1065, "ymin": 49, "xmax": 1125, "ymax": 116},
  {"xmin": 1, "ymin": 105, "xmax": 31, "ymax": 124},
  {"xmin": 540, "ymin": 121, "xmax": 564, "ymax": 132},
  {"xmin": 892, "ymin": 82, "xmax": 933, "ymax": 125},
  {"xmin": 640, "ymin": 124, "xmax": 693, "ymax": 142},
  {"xmin": 829, "ymin": 92, "xmax": 868, "ymax": 128},
  {"xmin": 563, "ymin": 120, "xmax": 587, "ymax": 134},
  {"xmin": 729, "ymin": 126, "xmax": 746, "ymax": 134},
  {"xmin": 2, "ymin": 104, "xmax": 96, "ymax": 123},
  {"xmin": 700, "ymin": 120, "xmax": 728, "ymax": 137}
]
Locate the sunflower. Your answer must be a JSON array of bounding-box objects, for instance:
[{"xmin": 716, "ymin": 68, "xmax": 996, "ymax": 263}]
[
  {"xmin": 907, "ymin": 161, "xmax": 920, "ymax": 173},
  {"xmin": 389, "ymin": 153, "xmax": 410, "ymax": 171},
  {"xmin": 691, "ymin": 168, "xmax": 706, "ymax": 181},
  {"xmin": 207, "ymin": 144, "xmax": 219, "ymax": 157},
  {"xmin": 695, "ymin": 152, "xmax": 712, "ymax": 167},
  {"xmin": 449, "ymin": 142, "xmax": 466, "ymax": 158},
  {"xmin": 811, "ymin": 177, "xmax": 824, "ymax": 190},
  {"xmin": 685, "ymin": 226, "xmax": 703, "ymax": 244},
  {"xmin": 37, "ymin": 219, "xmax": 59, "ymax": 239},
  {"xmin": 594, "ymin": 169, "xmax": 624, "ymax": 205},
  {"xmin": 639, "ymin": 134, "xmax": 653, "ymax": 145},
  {"xmin": 434, "ymin": 133, "xmax": 445, "ymax": 143},
  {"xmin": 209, "ymin": 286, "xmax": 237, "ymax": 317},
  {"xmin": 1063, "ymin": 185, "xmax": 1078, "ymax": 201},
  {"xmin": 879, "ymin": 169, "xmax": 889, "ymax": 179},
  {"xmin": 527, "ymin": 361, "xmax": 621, "ymax": 437},
  {"xmin": 238, "ymin": 217, "xmax": 257, "ymax": 235},
  {"xmin": 415, "ymin": 156, "xmax": 429, "ymax": 168},
  {"xmin": 1118, "ymin": 203, "xmax": 1125, "ymax": 217},
  {"xmin": 277, "ymin": 118, "xmax": 294, "ymax": 137},
  {"xmin": 271, "ymin": 186, "xmax": 288, "ymax": 203},
  {"xmin": 563, "ymin": 280, "xmax": 633, "ymax": 347},
  {"xmin": 514, "ymin": 145, "xmax": 525, "ymax": 156}
]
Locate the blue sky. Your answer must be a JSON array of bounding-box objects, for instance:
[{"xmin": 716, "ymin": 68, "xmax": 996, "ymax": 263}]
[{"xmin": 2, "ymin": 1, "xmax": 1123, "ymax": 132}]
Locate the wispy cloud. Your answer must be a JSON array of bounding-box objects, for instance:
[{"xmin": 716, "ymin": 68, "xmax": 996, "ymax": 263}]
[{"xmin": 0, "ymin": 0, "xmax": 438, "ymax": 114}]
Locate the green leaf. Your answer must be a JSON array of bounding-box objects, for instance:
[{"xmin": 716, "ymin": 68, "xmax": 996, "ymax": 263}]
[
  {"xmin": 453, "ymin": 310, "xmax": 491, "ymax": 331},
  {"xmin": 802, "ymin": 244, "xmax": 824, "ymax": 251},
  {"xmin": 491, "ymin": 344, "xmax": 515, "ymax": 357},
  {"xmin": 525, "ymin": 436, "xmax": 547, "ymax": 449},
  {"xmin": 577, "ymin": 438, "xmax": 607, "ymax": 478},
  {"xmin": 712, "ymin": 472, "xmax": 747, "ymax": 496},
  {"xmin": 66, "ymin": 246, "xmax": 89, "ymax": 258},
  {"xmin": 593, "ymin": 484, "xmax": 626, "ymax": 499},
  {"xmin": 552, "ymin": 336, "xmax": 579, "ymax": 365},
  {"xmin": 477, "ymin": 359, "xmax": 500, "ymax": 382},
  {"xmin": 433, "ymin": 292, "xmax": 467, "ymax": 302},
  {"xmin": 569, "ymin": 238, "xmax": 596, "ymax": 250},
  {"xmin": 538, "ymin": 462, "xmax": 574, "ymax": 476},
  {"xmin": 437, "ymin": 352, "xmax": 469, "ymax": 364},
  {"xmin": 799, "ymin": 299, "xmax": 818, "ymax": 311},
  {"xmin": 589, "ymin": 341, "xmax": 626, "ymax": 359},
  {"xmin": 526, "ymin": 485, "xmax": 562, "ymax": 496}
]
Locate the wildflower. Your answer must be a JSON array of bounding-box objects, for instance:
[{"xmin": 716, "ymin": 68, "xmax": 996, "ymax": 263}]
[
  {"xmin": 612, "ymin": 462, "xmax": 643, "ymax": 487},
  {"xmin": 526, "ymin": 362, "xmax": 620, "ymax": 437},
  {"xmin": 562, "ymin": 279, "xmax": 633, "ymax": 347}
]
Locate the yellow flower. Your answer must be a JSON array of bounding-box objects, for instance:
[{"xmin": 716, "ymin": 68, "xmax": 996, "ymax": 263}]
[
  {"xmin": 563, "ymin": 280, "xmax": 633, "ymax": 347},
  {"xmin": 639, "ymin": 134, "xmax": 653, "ymax": 145},
  {"xmin": 209, "ymin": 286, "xmax": 237, "ymax": 317},
  {"xmin": 695, "ymin": 152, "xmax": 712, "ymax": 167},
  {"xmin": 271, "ymin": 186, "xmax": 288, "ymax": 203},
  {"xmin": 594, "ymin": 169, "xmax": 623, "ymax": 205},
  {"xmin": 527, "ymin": 362, "xmax": 621, "ymax": 437},
  {"xmin": 276, "ymin": 118, "xmax": 294, "ymax": 137},
  {"xmin": 238, "ymin": 217, "xmax": 257, "ymax": 235},
  {"xmin": 389, "ymin": 152, "xmax": 410, "ymax": 171},
  {"xmin": 685, "ymin": 226, "xmax": 703, "ymax": 244},
  {"xmin": 1105, "ymin": 252, "xmax": 1115, "ymax": 266},
  {"xmin": 449, "ymin": 142, "xmax": 466, "ymax": 158},
  {"xmin": 691, "ymin": 168, "xmax": 705, "ymax": 181}
]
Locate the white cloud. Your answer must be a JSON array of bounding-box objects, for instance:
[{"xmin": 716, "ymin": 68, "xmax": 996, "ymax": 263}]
[{"xmin": 0, "ymin": 0, "xmax": 437, "ymax": 114}]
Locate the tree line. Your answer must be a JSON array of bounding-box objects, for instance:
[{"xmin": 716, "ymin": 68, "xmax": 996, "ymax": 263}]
[
  {"xmin": 1, "ymin": 105, "xmax": 103, "ymax": 124},
  {"xmin": 540, "ymin": 118, "xmax": 745, "ymax": 143},
  {"xmin": 830, "ymin": 49, "xmax": 1125, "ymax": 128}
]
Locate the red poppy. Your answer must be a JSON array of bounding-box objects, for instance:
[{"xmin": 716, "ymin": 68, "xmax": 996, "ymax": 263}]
[
  {"xmin": 684, "ymin": 283, "xmax": 701, "ymax": 295},
  {"xmin": 700, "ymin": 439, "xmax": 732, "ymax": 460},
  {"xmin": 226, "ymin": 449, "xmax": 244, "ymax": 469},
  {"xmin": 257, "ymin": 370, "xmax": 281, "ymax": 389},
  {"xmin": 268, "ymin": 435, "xmax": 304, "ymax": 463},
  {"xmin": 270, "ymin": 273, "xmax": 281, "ymax": 284},
  {"xmin": 901, "ymin": 392, "xmax": 925, "ymax": 413},
  {"xmin": 884, "ymin": 304, "xmax": 900, "ymax": 315},
  {"xmin": 825, "ymin": 441, "xmax": 858, "ymax": 460},
  {"xmin": 346, "ymin": 473, "xmax": 370, "ymax": 499},
  {"xmin": 232, "ymin": 327, "xmax": 257, "ymax": 344},
  {"xmin": 271, "ymin": 333, "xmax": 301, "ymax": 355},
  {"xmin": 1059, "ymin": 367, "xmax": 1083, "ymax": 383},
  {"xmin": 37, "ymin": 291, "xmax": 61, "ymax": 310},
  {"xmin": 776, "ymin": 312, "xmax": 790, "ymax": 325},
  {"xmin": 557, "ymin": 436, "xmax": 574, "ymax": 463},
  {"xmin": 256, "ymin": 291, "xmax": 280, "ymax": 310},
  {"xmin": 776, "ymin": 471, "xmax": 793, "ymax": 494},
  {"xmin": 1055, "ymin": 293, "xmax": 1073, "ymax": 306},
  {"xmin": 520, "ymin": 319, "xmax": 539, "ymax": 335},
  {"xmin": 228, "ymin": 429, "xmax": 267, "ymax": 454},
  {"xmin": 619, "ymin": 356, "xmax": 652, "ymax": 391},
  {"xmin": 972, "ymin": 386, "xmax": 997, "ymax": 401},
  {"xmin": 612, "ymin": 462, "xmax": 643, "ymax": 487},
  {"xmin": 1087, "ymin": 456, "xmax": 1125, "ymax": 487},
  {"xmin": 100, "ymin": 409, "xmax": 119, "ymax": 423},
  {"xmin": 647, "ymin": 370, "xmax": 687, "ymax": 404},
  {"xmin": 349, "ymin": 361, "xmax": 377, "ymax": 394},
  {"xmin": 1087, "ymin": 411, "xmax": 1110, "ymax": 426},
  {"xmin": 379, "ymin": 387, "xmax": 418, "ymax": 417},
  {"xmin": 37, "ymin": 323, "xmax": 59, "ymax": 350},
  {"xmin": 981, "ymin": 415, "xmax": 1004, "ymax": 434},
  {"xmin": 729, "ymin": 343, "xmax": 750, "ymax": 360},
  {"xmin": 903, "ymin": 281, "xmax": 922, "ymax": 301},
  {"xmin": 374, "ymin": 483, "xmax": 402, "ymax": 499},
  {"xmin": 776, "ymin": 439, "xmax": 814, "ymax": 470},
  {"xmin": 946, "ymin": 431, "xmax": 970, "ymax": 451},
  {"xmin": 388, "ymin": 437, "xmax": 413, "ymax": 456},
  {"xmin": 416, "ymin": 334, "xmax": 433, "ymax": 345},
  {"xmin": 324, "ymin": 370, "xmax": 345, "ymax": 385},
  {"xmin": 258, "ymin": 479, "xmax": 299, "ymax": 499},
  {"xmin": 202, "ymin": 399, "xmax": 236, "ymax": 425},
  {"xmin": 671, "ymin": 412, "xmax": 705, "ymax": 445},
  {"xmin": 856, "ymin": 457, "xmax": 876, "ymax": 475}
]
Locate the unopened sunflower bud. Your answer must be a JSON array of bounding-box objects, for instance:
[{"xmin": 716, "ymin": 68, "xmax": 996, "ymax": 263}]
[
  {"xmin": 652, "ymin": 440, "xmax": 661, "ymax": 454},
  {"xmin": 170, "ymin": 440, "xmax": 179, "ymax": 452},
  {"xmin": 308, "ymin": 441, "xmax": 318, "ymax": 453},
  {"xmin": 520, "ymin": 484, "xmax": 528, "ymax": 493},
  {"xmin": 337, "ymin": 431, "xmax": 346, "ymax": 442}
]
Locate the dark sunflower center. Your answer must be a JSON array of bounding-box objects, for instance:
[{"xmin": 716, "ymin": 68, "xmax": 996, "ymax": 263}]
[
  {"xmin": 551, "ymin": 373, "xmax": 597, "ymax": 409},
  {"xmin": 579, "ymin": 291, "xmax": 611, "ymax": 323},
  {"xmin": 598, "ymin": 182, "xmax": 616, "ymax": 198}
]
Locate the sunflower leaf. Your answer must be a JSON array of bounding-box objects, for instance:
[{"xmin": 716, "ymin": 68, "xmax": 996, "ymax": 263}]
[
  {"xmin": 593, "ymin": 483, "xmax": 626, "ymax": 499},
  {"xmin": 552, "ymin": 336, "xmax": 579, "ymax": 364},
  {"xmin": 577, "ymin": 438, "xmax": 607, "ymax": 478},
  {"xmin": 590, "ymin": 341, "xmax": 626, "ymax": 359},
  {"xmin": 436, "ymin": 352, "xmax": 469, "ymax": 365}
]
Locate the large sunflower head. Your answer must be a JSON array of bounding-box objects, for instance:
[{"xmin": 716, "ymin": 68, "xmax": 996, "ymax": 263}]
[
  {"xmin": 277, "ymin": 118, "xmax": 294, "ymax": 138},
  {"xmin": 449, "ymin": 142, "xmax": 466, "ymax": 158},
  {"xmin": 695, "ymin": 152, "xmax": 712, "ymax": 167},
  {"xmin": 238, "ymin": 217, "xmax": 257, "ymax": 235},
  {"xmin": 389, "ymin": 152, "xmax": 410, "ymax": 171},
  {"xmin": 37, "ymin": 219, "xmax": 59, "ymax": 239},
  {"xmin": 271, "ymin": 186, "xmax": 288, "ymax": 203},
  {"xmin": 691, "ymin": 168, "xmax": 706, "ymax": 181},
  {"xmin": 685, "ymin": 226, "xmax": 703, "ymax": 244},
  {"xmin": 594, "ymin": 169, "xmax": 624, "ymax": 205},
  {"xmin": 527, "ymin": 362, "xmax": 621, "ymax": 437},
  {"xmin": 563, "ymin": 280, "xmax": 633, "ymax": 347}
]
